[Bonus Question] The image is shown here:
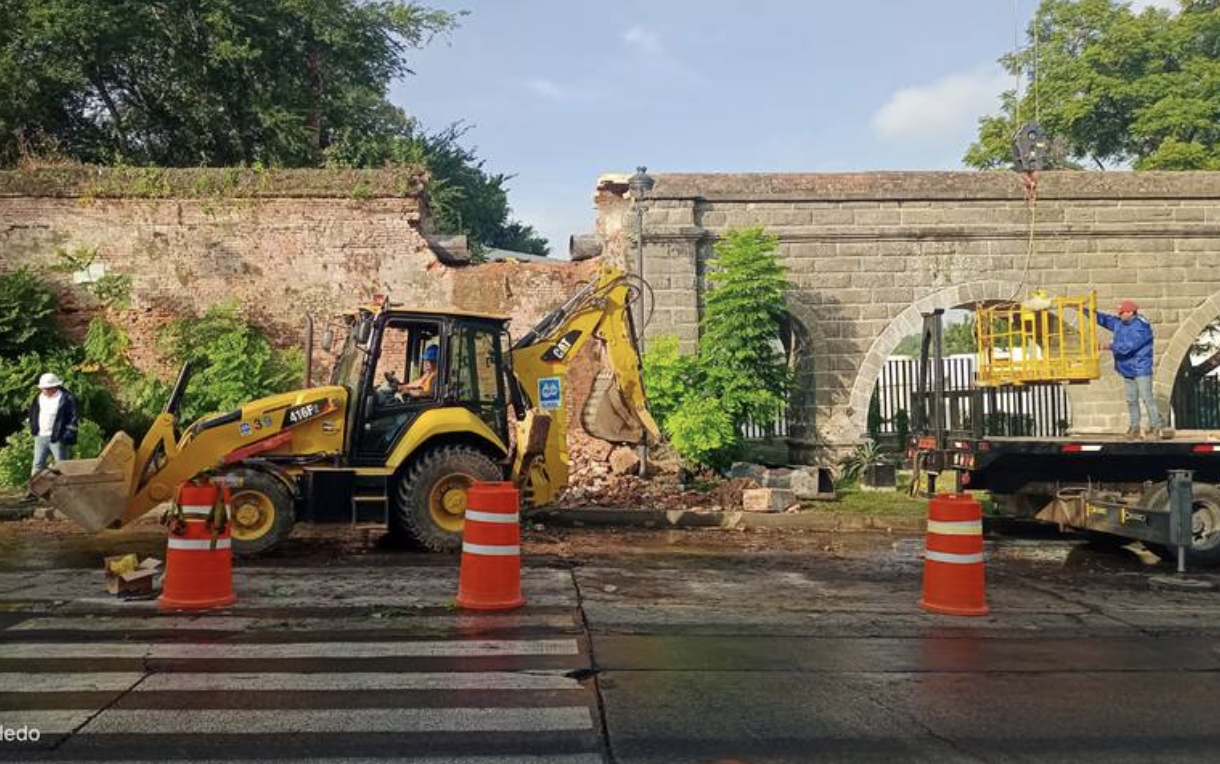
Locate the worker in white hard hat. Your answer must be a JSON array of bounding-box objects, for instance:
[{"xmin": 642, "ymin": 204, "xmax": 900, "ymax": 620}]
[{"xmin": 27, "ymin": 372, "xmax": 79, "ymax": 483}]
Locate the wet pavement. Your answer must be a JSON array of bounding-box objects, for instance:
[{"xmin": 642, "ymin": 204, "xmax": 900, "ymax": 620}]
[{"xmin": 1, "ymin": 519, "xmax": 1219, "ymax": 762}]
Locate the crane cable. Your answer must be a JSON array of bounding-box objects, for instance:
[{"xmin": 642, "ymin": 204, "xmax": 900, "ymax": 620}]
[{"xmin": 1007, "ymin": 0, "xmax": 1042, "ymax": 304}]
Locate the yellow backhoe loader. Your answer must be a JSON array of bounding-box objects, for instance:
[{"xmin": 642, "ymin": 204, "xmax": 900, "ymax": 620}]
[{"xmin": 31, "ymin": 265, "xmax": 659, "ymax": 555}]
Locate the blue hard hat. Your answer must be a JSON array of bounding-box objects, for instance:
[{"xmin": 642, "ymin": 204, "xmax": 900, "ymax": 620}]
[{"xmin": 422, "ymin": 345, "xmax": 439, "ymax": 361}]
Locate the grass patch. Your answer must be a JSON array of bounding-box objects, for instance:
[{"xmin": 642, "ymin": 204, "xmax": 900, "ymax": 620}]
[{"xmin": 805, "ymin": 487, "xmax": 927, "ymax": 516}]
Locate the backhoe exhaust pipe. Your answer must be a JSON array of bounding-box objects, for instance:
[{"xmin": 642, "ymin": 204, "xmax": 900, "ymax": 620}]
[{"xmin": 304, "ymin": 312, "xmax": 315, "ymax": 388}]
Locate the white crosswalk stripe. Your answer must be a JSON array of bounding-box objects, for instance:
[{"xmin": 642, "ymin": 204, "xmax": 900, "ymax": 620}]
[
  {"xmin": 80, "ymin": 707, "xmax": 594, "ymax": 734},
  {"xmin": 0, "ymin": 608, "xmax": 603, "ymax": 762},
  {"xmin": 14, "ymin": 758, "xmax": 604, "ymax": 764},
  {"xmin": 0, "ymin": 638, "xmax": 579, "ymax": 659},
  {"xmin": 9, "ymin": 613, "xmax": 580, "ymax": 632}
]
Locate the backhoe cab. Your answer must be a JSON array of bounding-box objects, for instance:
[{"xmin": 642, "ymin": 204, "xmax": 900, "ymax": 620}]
[{"xmin": 32, "ymin": 265, "xmax": 658, "ymax": 556}]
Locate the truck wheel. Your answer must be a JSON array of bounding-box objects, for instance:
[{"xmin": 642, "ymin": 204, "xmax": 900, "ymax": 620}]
[
  {"xmin": 1144, "ymin": 482, "xmax": 1220, "ymax": 567},
  {"xmin": 225, "ymin": 468, "xmax": 296, "ymax": 557},
  {"xmin": 396, "ymin": 445, "xmax": 503, "ymax": 552}
]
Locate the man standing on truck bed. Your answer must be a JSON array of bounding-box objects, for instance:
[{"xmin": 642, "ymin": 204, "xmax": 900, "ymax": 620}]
[{"xmin": 1093, "ymin": 300, "xmax": 1169, "ymax": 440}]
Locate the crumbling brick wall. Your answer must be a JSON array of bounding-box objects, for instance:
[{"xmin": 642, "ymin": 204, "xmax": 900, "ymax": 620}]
[
  {"xmin": 0, "ymin": 168, "xmax": 615, "ymax": 464},
  {"xmin": 0, "ymin": 168, "xmax": 444, "ymax": 361}
]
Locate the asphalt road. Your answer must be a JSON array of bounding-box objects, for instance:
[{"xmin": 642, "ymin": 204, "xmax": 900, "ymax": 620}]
[{"xmin": 1, "ymin": 521, "xmax": 1219, "ymax": 763}]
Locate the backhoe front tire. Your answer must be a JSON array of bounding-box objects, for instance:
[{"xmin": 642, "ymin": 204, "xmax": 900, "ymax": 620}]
[
  {"xmin": 395, "ymin": 446, "xmax": 503, "ymax": 552},
  {"xmin": 225, "ymin": 468, "xmax": 296, "ymax": 557}
]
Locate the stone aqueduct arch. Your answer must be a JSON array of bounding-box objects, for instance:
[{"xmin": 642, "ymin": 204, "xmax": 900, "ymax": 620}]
[
  {"xmin": 591, "ymin": 171, "xmax": 1220, "ymax": 458},
  {"xmin": 1155, "ymin": 289, "xmax": 1220, "ymax": 402},
  {"xmin": 845, "ymin": 280, "xmax": 1025, "ymax": 437}
]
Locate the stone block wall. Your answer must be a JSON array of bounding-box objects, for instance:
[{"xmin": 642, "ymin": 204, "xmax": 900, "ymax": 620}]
[{"xmin": 595, "ymin": 171, "xmax": 1220, "ymax": 454}]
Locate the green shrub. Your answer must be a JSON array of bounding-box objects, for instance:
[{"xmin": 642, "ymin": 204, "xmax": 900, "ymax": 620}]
[
  {"xmin": 73, "ymin": 419, "xmax": 106, "ymax": 459},
  {"xmin": 161, "ymin": 303, "xmax": 303, "ymax": 423},
  {"xmin": 0, "ymin": 429, "xmax": 33, "ymax": 488},
  {"xmin": 663, "ymin": 397, "xmax": 737, "ymax": 472},
  {"xmin": 837, "ymin": 440, "xmax": 896, "ymax": 488},
  {"xmin": 641, "ymin": 336, "xmax": 704, "ymax": 428},
  {"xmin": 0, "ymin": 269, "xmax": 62, "ymax": 357},
  {"xmin": 0, "ymin": 353, "xmax": 46, "ymax": 433}
]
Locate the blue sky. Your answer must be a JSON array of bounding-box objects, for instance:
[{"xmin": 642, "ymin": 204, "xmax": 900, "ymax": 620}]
[{"xmin": 390, "ymin": 0, "xmax": 1174, "ymax": 256}]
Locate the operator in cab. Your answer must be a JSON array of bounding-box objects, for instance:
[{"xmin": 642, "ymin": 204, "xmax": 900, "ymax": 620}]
[{"xmin": 400, "ymin": 344, "xmax": 438, "ymax": 398}]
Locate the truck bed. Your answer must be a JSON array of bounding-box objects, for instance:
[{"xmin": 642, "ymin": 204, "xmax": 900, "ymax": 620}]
[
  {"xmin": 928, "ymin": 431, "xmax": 1220, "ymax": 492},
  {"xmin": 984, "ymin": 430, "xmax": 1220, "ymax": 444}
]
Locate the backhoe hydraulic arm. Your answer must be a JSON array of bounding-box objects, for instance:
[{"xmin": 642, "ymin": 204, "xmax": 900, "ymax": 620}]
[{"xmin": 508, "ymin": 265, "xmax": 659, "ymax": 507}]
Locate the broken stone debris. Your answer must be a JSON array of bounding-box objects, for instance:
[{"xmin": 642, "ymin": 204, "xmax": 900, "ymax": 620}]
[
  {"xmin": 742, "ymin": 488, "xmax": 798, "ymax": 513},
  {"xmin": 728, "ymin": 462, "xmax": 835, "ymax": 500},
  {"xmin": 608, "ymin": 446, "xmax": 641, "ymax": 475},
  {"xmin": 561, "ymin": 426, "xmax": 826, "ymax": 512}
]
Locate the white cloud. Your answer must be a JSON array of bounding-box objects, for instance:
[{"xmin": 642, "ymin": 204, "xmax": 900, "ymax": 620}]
[
  {"xmin": 1128, "ymin": 0, "xmax": 1178, "ymax": 12},
  {"xmin": 871, "ymin": 66, "xmax": 1010, "ymax": 146},
  {"xmin": 621, "ymin": 25, "xmax": 706, "ymax": 85},
  {"xmin": 522, "ymin": 77, "xmax": 580, "ymax": 102},
  {"xmin": 623, "ymin": 26, "xmax": 665, "ymax": 58}
]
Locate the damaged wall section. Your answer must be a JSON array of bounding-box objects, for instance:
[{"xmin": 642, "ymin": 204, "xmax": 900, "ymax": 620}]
[{"xmin": 0, "ymin": 167, "xmax": 619, "ymax": 470}]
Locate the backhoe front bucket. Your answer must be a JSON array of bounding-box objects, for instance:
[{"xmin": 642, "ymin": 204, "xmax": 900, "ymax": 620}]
[{"xmin": 29, "ymin": 432, "xmax": 136, "ymax": 532}]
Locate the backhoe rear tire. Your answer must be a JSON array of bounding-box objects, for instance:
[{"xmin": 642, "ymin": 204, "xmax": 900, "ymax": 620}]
[
  {"xmin": 395, "ymin": 445, "xmax": 503, "ymax": 552},
  {"xmin": 225, "ymin": 468, "xmax": 295, "ymax": 558}
]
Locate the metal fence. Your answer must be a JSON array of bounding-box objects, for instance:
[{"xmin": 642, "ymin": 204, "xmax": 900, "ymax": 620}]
[
  {"xmin": 871, "ymin": 356, "xmax": 1071, "ymax": 442},
  {"xmin": 741, "ymin": 409, "xmax": 790, "ymax": 440},
  {"xmin": 1173, "ymin": 375, "xmax": 1220, "ymax": 429}
]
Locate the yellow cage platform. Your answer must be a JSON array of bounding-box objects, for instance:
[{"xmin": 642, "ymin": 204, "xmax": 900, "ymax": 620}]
[{"xmin": 975, "ymin": 290, "xmax": 1100, "ymax": 387}]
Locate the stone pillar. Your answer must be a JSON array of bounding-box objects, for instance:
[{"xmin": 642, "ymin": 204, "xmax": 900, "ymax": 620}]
[{"xmin": 640, "ymin": 199, "xmax": 702, "ymax": 352}]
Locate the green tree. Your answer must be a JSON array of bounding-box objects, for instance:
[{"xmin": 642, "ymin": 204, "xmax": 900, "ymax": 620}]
[
  {"xmin": 699, "ymin": 227, "xmax": 791, "ymax": 426},
  {"xmin": 327, "ymin": 122, "xmax": 548, "ymax": 254},
  {"xmin": 0, "ymin": 0, "xmax": 457, "ymax": 166},
  {"xmin": 965, "ymin": 0, "xmax": 1220, "ymax": 170},
  {"xmin": 891, "ymin": 316, "xmax": 978, "ymax": 358},
  {"xmin": 0, "ymin": 1, "xmax": 548, "ymax": 253},
  {"xmin": 641, "ymin": 227, "xmax": 792, "ymax": 469}
]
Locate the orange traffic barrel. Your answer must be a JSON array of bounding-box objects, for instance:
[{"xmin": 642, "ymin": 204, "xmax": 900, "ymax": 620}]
[
  {"xmin": 456, "ymin": 481, "xmax": 525, "ymax": 611},
  {"xmin": 158, "ymin": 480, "xmax": 237, "ymax": 611},
  {"xmin": 919, "ymin": 493, "xmax": 989, "ymax": 617}
]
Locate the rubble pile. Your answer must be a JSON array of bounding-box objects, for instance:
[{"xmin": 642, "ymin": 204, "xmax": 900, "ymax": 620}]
[
  {"xmin": 560, "ymin": 437, "xmax": 765, "ymax": 512},
  {"xmin": 558, "ymin": 447, "xmax": 836, "ymax": 513}
]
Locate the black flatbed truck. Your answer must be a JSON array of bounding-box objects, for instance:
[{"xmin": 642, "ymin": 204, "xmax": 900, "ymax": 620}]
[{"xmin": 908, "ymin": 310, "xmax": 1216, "ymax": 568}]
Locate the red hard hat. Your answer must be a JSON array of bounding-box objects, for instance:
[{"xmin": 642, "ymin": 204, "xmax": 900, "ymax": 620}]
[{"xmin": 1117, "ymin": 299, "xmax": 1139, "ymax": 314}]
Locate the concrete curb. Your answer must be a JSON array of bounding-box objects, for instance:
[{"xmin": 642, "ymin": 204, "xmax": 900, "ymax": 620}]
[{"xmin": 525, "ymin": 506, "xmax": 928, "ymax": 533}]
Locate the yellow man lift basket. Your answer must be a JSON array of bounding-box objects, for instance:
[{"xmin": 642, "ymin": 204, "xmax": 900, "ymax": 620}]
[{"xmin": 975, "ymin": 290, "xmax": 1100, "ymax": 386}]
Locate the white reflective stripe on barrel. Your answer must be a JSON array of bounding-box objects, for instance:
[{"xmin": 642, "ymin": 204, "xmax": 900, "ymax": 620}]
[
  {"xmin": 179, "ymin": 504, "xmax": 216, "ymax": 518},
  {"xmin": 465, "ymin": 510, "xmax": 520, "ymax": 524},
  {"xmin": 924, "ymin": 550, "xmax": 984, "ymax": 565},
  {"xmin": 462, "ymin": 542, "xmax": 520, "ymax": 557},
  {"xmin": 926, "ymin": 520, "xmax": 983, "ymax": 536},
  {"xmin": 167, "ymin": 538, "xmax": 232, "ymax": 551}
]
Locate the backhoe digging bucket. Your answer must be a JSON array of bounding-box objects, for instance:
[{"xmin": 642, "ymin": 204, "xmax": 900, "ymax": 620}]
[
  {"xmin": 28, "ymin": 432, "xmax": 136, "ymax": 532},
  {"xmin": 581, "ymin": 370, "xmax": 658, "ymax": 444}
]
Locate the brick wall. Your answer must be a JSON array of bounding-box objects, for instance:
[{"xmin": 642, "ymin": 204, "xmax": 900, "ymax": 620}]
[
  {"xmin": 0, "ymin": 167, "xmax": 600, "ymax": 396},
  {"xmin": 597, "ymin": 171, "xmax": 1220, "ymax": 456}
]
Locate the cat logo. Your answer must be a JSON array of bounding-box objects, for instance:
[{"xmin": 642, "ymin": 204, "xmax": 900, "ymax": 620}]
[{"xmin": 541, "ymin": 330, "xmax": 582, "ymax": 362}]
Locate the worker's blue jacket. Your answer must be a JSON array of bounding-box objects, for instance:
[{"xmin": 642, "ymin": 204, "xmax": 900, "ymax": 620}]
[{"xmin": 1094, "ymin": 311, "xmax": 1154, "ymax": 379}]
